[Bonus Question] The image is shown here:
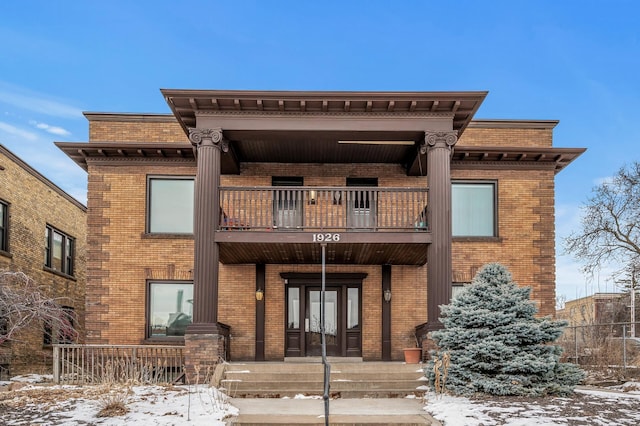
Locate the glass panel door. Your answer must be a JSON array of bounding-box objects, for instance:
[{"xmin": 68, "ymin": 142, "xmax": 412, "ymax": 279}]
[
  {"xmin": 306, "ymin": 288, "xmax": 340, "ymax": 356},
  {"xmin": 346, "ymin": 178, "xmax": 377, "ymax": 229}
]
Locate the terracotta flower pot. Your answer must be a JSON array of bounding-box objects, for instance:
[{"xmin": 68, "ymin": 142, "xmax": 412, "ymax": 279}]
[{"xmin": 403, "ymin": 347, "xmax": 422, "ymax": 364}]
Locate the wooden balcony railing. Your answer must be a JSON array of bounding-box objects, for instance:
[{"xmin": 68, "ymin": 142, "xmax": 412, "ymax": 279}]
[{"xmin": 219, "ymin": 186, "xmax": 428, "ymax": 231}]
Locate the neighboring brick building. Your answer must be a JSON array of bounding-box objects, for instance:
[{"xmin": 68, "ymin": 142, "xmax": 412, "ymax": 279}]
[
  {"xmin": 557, "ymin": 293, "xmax": 627, "ymax": 327},
  {"xmin": 0, "ymin": 144, "xmax": 86, "ymax": 377},
  {"xmin": 57, "ymin": 90, "xmax": 584, "ymax": 367}
]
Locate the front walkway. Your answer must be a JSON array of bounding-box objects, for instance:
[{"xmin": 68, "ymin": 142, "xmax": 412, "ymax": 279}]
[{"xmin": 227, "ymin": 397, "xmax": 440, "ymax": 425}]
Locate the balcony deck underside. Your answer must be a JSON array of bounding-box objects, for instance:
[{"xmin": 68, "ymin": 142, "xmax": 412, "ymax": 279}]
[{"xmin": 215, "ymin": 231, "xmax": 431, "ymax": 265}]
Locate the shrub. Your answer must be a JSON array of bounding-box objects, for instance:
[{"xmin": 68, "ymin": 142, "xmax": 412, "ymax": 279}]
[{"xmin": 426, "ymin": 263, "xmax": 584, "ymax": 396}]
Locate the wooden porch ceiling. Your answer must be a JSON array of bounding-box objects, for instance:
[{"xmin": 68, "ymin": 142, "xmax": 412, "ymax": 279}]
[
  {"xmin": 215, "ymin": 231, "xmax": 430, "ymax": 265},
  {"xmin": 218, "ymin": 242, "xmax": 428, "ymax": 265}
]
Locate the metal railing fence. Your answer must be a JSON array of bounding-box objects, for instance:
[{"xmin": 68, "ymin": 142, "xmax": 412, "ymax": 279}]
[{"xmin": 52, "ymin": 344, "xmax": 184, "ymax": 385}]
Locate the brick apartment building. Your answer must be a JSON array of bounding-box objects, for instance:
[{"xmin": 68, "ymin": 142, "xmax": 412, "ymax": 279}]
[
  {"xmin": 57, "ymin": 90, "xmax": 584, "ymax": 367},
  {"xmin": 0, "ymin": 144, "xmax": 86, "ymax": 377}
]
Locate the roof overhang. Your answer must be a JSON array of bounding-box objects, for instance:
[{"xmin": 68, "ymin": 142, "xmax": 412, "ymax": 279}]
[
  {"xmin": 57, "ymin": 90, "xmax": 584, "ymax": 176},
  {"xmin": 451, "ymin": 146, "xmax": 586, "ymax": 174},
  {"xmin": 161, "ymin": 89, "xmax": 488, "ymax": 135},
  {"xmin": 56, "ymin": 141, "xmax": 584, "ymax": 175}
]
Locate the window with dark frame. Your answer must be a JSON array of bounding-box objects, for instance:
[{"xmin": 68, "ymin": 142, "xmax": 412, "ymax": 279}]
[
  {"xmin": 43, "ymin": 306, "xmax": 76, "ymax": 345},
  {"xmin": 452, "ymin": 181, "xmax": 497, "ymax": 237},
  {"xmin": 147, "ymin": 177, "xmax": 195, "ymax": 234},
  {"xmin": 44, "ymin": 225, "xmax": 75, "ymax": 276},
  {"xmin": 0, "ymin": 200, "xmax": 8, "ymax": 253},
  {"xmin": 451, "ymin": 283, "xmax": 470, "ymax": 301},
  {"xmin": 148, "ymin": 281, "xmax": 194, "ymax": 338},
  {"xmin": 0, "ymin": 308, "xmax": 8, "ymax": 343}
]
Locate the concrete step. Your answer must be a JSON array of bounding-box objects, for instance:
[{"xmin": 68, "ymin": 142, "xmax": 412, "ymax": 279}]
[
  {"xmin": 227, "ymin": 414, "xmax": 434, "ymax": 425},
  {"xmin": 221, "ymin": 361, "xmax": 428, "ymax": 399},
  {"xmin": 222, "ymin": 380, "xmax": 424, "ymax": 392},
  {"xmin": 226, "ymin": 398, "xmax": 440, "ymax": 426},
  {"xmin": 224, "ymin": 371, "xmax": 423, "ymax": 382},
  {"xmin": 227, "ymin": 361, "xmax": 423, "ymax": 373}
]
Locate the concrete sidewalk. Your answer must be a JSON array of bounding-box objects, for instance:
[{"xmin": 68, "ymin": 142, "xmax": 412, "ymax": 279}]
[{"xmin": 227, "ymin": 397, "xmax": 440, "ymax": 425}]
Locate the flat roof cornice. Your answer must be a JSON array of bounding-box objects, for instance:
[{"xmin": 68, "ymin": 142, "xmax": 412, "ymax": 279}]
[
  {"xmin": 469, "ymin": 119, "xmax": 560, "ymax": 129},
  {"xmin": 83, "ymin": 112, "xmax": 176, "ymax": 122},
  {"xmin": 161, "ymin": 89, "xmax": 488, "ymax": 136}
]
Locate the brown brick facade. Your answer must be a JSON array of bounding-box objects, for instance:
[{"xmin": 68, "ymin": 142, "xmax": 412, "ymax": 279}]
[
  {"xmin": 0, "ymin": 145, "xmax": 86, "ymax": 375},
  {"xmin": 450, "ymin": 167, "xmax": 557, "ymax": 317},
  {"xmin": 78, "ymin": 114, "xmax": 564, "ymax": 362}
]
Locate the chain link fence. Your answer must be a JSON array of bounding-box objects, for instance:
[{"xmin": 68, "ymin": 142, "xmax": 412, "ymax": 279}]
[{"xmin": 558, "ymin": 322, "xmax": 640, "ymax": 374}]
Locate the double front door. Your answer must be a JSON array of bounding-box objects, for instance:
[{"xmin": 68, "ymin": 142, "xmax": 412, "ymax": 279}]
[{"xmin": 285, "ymin": 284, "xmax": 361, "ymax": 357}]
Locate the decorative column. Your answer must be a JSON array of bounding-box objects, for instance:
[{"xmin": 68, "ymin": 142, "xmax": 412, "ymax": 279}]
[
  {"xmin": 423, "ymin": 131, "xmax": 457, "ymax": 332},
  {"xmin": 185, "ymin": 128, "xmax": 228, "ymax": 372}
]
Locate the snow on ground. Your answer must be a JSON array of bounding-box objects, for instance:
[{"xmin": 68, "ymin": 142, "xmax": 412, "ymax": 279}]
[
  {"xmin": 0, "ymin": 375, "xmax": 237, "ymax": 425},
  {"xmin": 423, "ymin": 387, "xmax": 640, "ymax": 425},
  {"xmin": 3, "ymin": 375, "xmax": 640, "ymax": 425}
]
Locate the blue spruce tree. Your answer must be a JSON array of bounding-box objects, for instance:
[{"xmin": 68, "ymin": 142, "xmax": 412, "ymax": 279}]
[{"xmin": 427, "ymin": 263, "xmax": 583, "ymax": 396}]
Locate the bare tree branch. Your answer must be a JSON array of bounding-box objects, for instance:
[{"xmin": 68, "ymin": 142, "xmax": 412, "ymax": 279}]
[
  {"xmin": 0, "ymin": 270, "xmax": 78, "ymax": 345},
  {"xmin": 564, "ymin": 161, "xmax": 640, "ymax": 278}
]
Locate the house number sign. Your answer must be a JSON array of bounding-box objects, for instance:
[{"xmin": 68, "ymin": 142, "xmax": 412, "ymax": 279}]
[{"xmin": 312, "ymin": 233, "xmax": 341, "ymax": 242}]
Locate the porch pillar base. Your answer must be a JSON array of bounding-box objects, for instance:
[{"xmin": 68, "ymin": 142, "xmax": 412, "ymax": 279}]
[
  {"xmin": 420, "ymin": 332, "xmax": 440, "ymax": 362},
  {"xmin": 184, "ymin": 323, "xmax": 228, "ymax": 384}
]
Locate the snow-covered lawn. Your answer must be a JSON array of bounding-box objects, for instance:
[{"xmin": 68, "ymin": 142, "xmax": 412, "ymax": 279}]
[
  {"xmin": 424, "ymin": 384, "xmax": 640, "ymax": 425},
  {"xmin": 2, "ymin": 375, "xmax": 640, "ymax": 425},
  {"xmin": 0, "ymin": 375, "xmax": 237, "ymax": 425}
]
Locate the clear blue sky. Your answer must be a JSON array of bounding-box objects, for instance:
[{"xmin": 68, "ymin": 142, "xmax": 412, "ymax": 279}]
[{"xmin": 1, "ymin": 1, "xmax": 639, "ymax": 301}]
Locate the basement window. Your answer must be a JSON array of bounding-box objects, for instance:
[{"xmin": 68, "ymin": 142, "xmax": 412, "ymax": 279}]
[{"xmin": 43, "ymin": 306, "xmax": 76, "ymax": 345}]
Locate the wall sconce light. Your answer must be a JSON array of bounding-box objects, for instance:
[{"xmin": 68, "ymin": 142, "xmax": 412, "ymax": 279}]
[
  {"xmin": 308, "ymin": 190, "xmax": 317, "ymax": 205},
  {"xmin": 255, "ymin": 289, "xmax": 264, "ymax": 301},
  {"xmin": 383, "ymin": 289, "xmax": 392, "ymax": 303}
]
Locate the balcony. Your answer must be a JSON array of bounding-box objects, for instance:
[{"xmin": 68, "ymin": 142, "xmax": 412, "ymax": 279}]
[
  {"xmin": 216, "ymin": 187, "xmax": 431, "ymax": 265},
  {"xmin": 219, "ymin": 186, "xmax": 428, "ymax": 231}
]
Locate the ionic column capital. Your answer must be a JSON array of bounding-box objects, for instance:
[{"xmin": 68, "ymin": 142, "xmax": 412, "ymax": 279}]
[
  {"xmin": 188, "ymin": 127, "xmax": 229, "ymax": 152},
  {"xmin": 420, "ymin": 131, "xmax": 458, "ymax": 154}
]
